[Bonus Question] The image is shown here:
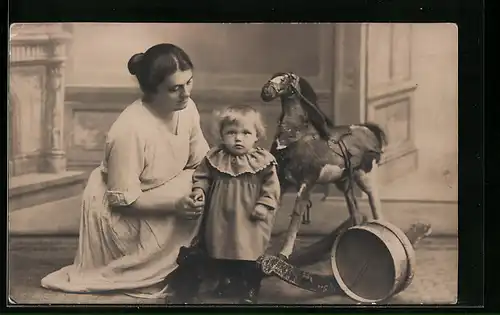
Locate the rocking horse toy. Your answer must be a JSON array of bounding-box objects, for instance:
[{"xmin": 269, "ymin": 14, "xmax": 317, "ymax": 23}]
[{"xmin": 255, "ymin": 72, "xmax": 432, "ymax": 303}]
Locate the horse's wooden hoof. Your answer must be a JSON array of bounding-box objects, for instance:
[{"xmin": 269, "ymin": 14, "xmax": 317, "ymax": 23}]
[
  {"xmin": 406, "ymin": 222, "xmax": 432, "ymax": 247},
  {"xmin": 350, "ymin": 214, "xmax": 366, "ymax": 227}
]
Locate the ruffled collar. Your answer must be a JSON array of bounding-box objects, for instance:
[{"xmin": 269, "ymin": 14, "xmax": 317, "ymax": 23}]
[{"xmin": 206, "ymin": 145, "xmax": 277, "ymax": 177}]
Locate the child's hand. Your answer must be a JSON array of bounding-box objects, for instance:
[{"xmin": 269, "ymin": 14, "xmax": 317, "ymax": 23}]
[
  {"xmin": 189, "ymin": 188, "xmax": 205, "ymax": 208},
  {"xmin": 250, "ymin": 204, "xmax": 269, "ymax": 221},
  {"xmin": 176, "ymin": 195, "xmax": 202, "ymax": 220},
  {"xmin": 176, "ymin": 189, "xmax": 205, "ymax": 220}
]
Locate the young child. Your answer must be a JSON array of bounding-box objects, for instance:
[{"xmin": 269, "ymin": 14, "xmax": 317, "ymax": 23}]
[{"xmin": 191, "ymin": 105, "xmax": 281, "ymax": 304}]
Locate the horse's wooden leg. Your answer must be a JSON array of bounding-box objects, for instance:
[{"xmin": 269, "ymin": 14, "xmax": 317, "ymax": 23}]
[
  {"xmin": 288, "ymin": 217, "xmax": 357, "ymax": 267},
  {"xmin": 279, "ymin": 182, "xmax": 313, "ymax": 260},
  {"xmin": 353, "ymin": 161, "xmax": 384, "ymax": 221},
  {"xmin": 317, "ymin": 164, "xmax": 344, "ymax": 201},
  {"xmin": 335, "ymin": 179, "xmax": 364, "ymax": 226}
]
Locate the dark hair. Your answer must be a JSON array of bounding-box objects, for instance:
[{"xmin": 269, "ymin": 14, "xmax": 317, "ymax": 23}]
[{"xmin": 127, "ymin": 43, "xmax": 194, "ymax": 96}]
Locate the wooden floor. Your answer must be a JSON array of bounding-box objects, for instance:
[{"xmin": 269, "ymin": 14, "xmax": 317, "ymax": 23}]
[{"xmin": 8, "ymin": 235, "xmax": 458, "ymax": 306}]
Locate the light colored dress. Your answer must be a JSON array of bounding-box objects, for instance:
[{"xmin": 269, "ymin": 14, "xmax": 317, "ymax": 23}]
[
  {"xmin": 192, "ymin": 145, "xmax": 281, "ymax": 261},
  {"xmin": 40, "ymin": 99, "xmax": 209, "ymax": 298}
]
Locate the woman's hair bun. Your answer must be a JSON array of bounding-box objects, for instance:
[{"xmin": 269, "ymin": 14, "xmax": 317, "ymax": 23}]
[{"xmin": 128, "ymin": 53, "xmax": 145, "ymax": 75}]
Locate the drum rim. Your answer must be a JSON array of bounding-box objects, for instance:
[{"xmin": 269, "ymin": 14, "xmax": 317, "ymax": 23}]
[
  {"xmin": 367, "ymin": 220, "xmax": 417, "ymax": 293},
  {"xmin": 330, "ymin": 224, "xmax": 401, "ymax": 303}
]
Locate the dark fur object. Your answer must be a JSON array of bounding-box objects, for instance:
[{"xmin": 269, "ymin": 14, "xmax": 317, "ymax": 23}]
[{"xmin": 176, "ymin": 242, "xmax": 206, "ymax": 266}]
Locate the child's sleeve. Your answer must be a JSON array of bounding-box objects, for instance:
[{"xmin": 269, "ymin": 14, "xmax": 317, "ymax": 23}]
[
  {"xmin": 192, "ymin": 157, "xmax": 213, "ymax": 196},
  {"xmin": 256, "ymin": 164, "xmax": 281, "ymax": 210}
]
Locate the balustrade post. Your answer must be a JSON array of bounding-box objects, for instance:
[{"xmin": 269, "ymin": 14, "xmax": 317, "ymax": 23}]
[
  {"xmin": 44, "ymin": 36, "xmax": 69, "ymax": 173},
  {"xmin": 9, "ymin": 24, "xmax": 72, "ymax": 174}
]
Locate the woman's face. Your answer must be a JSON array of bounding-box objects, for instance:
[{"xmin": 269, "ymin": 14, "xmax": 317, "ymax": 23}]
[{"xmin": 154, "ymin": 69, "xmax": 194, "ymax": 112}]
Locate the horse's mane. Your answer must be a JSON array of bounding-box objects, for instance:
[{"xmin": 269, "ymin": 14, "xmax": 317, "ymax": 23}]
[
  {"xmin": 297, "ymin": 76, "xmax": 335, "ymax": 139},
  {"xmin": 269, "ymin": 72, "xmax": 335, "ymax": 140}
]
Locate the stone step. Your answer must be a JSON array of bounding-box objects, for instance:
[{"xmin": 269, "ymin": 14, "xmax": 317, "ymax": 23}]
[
  {"xmin": 8, "ymin": 171, "xmax": 88, "ymax": 211},
  {"xmin": 9, "ymin": 195, "xmax": 82, "ymax": 236},
  {"xmin": 8, "ymin": 193, "xmax": 457, "ymax": 237}
]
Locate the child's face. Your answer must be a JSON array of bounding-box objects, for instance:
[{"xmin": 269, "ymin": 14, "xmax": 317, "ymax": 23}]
[{"xmin": 221, "ymin": 121, "xmax": 258, "ymax": 156}]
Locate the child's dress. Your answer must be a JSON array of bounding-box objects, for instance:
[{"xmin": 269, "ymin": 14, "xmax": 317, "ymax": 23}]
[{"xmin": 192, "ymin": 145, "xmax": 281, "ymax": 261}]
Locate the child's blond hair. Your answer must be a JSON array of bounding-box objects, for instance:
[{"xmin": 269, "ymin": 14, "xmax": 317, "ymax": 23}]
[{"xmin": 212, "ymin": 105, "xmax": 266, "ymax": 141}]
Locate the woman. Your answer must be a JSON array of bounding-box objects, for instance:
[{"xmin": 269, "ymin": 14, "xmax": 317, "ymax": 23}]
[{"xmin": 41, "ymin": 43, "xmax": 210, "ymax": 300}]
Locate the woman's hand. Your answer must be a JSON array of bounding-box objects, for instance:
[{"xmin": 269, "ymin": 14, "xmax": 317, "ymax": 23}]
[
  {"xmin": 176, "ymin": 189, "xmax": 205, "ymax": 220},
  {"xmin": 250, "ymin": 204, "xmax": 269, "ymax": 221}
]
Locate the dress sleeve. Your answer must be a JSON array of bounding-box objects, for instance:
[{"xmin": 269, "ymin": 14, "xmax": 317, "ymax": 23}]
[
  {"xmin": 256, "ymin": 164, "xmax": 281, "ymax": 210},
  {"xmin": 104, "ymin": 127, "xmax": 145, "ymax": 207},
  {"xmin": 185, "ymin": 100, "xmax": 210, "ymax": 170},
  {"xmin": 191, "ymin": 157, "xmax": 213, "ymax": 196}
]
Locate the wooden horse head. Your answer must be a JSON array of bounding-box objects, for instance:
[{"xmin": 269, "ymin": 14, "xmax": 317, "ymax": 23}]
[{"xmin": 261, "ymin": 72, "xmax": 335, "ymax": 150}]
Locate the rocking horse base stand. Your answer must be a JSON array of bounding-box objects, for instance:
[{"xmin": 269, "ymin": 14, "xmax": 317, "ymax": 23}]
[
  {"xmin": 257, "ymin": 216, "xmax": 432, "ymax": 303},
  {"xmin": 170, "ymin": 216, "xmax": 431, "ymax": 304}
]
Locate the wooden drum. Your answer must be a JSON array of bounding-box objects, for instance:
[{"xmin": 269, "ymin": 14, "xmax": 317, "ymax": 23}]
[{"xmin": 330, "ymin": 220, "xmax": 416, "ymax": 303}]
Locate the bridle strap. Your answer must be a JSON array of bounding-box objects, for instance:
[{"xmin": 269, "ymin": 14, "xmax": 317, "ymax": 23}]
[
  {"xmin": 290, "ymin": 85, "xmax": 316, "ymax": 110},
  {"xmin": 288, "ymin": 81, "xmax": 357, "ymax": 204}
]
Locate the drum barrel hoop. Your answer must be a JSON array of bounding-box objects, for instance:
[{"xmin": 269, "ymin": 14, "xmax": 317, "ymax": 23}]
[
  {"xmin": 365, "ymin": 220, "xmax": 417, "ymax": 293},
  {"xmin": 331, "ymin": 223, "xmax": 410, "ymax": 303}
]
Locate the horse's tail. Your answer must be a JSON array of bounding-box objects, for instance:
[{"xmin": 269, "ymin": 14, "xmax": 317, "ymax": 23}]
[{"xmin": 361, "ymin": 122, "xmax": 388, "ymax": 148}]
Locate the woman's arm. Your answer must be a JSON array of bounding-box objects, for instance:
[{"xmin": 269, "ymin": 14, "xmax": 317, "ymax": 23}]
[
  {"xmin": 129, "ymin": 101, "xmax": 210, "ymax": 215},
  {"xmin": 105, "ymin": 127, "xmax": 145, "ymax": 209},
  {"xmin": 124, "ymin": 160, "xmax": 212, "ymax": 217},
  {"xmin": 117, "ymin": 185, "xmax": 199, "ymax": 217},
  {"xmin": 105, "ymin": 126, "xmax": 185, "ymax": 215},
  {"xmin": 126, "ymin": 188, "xmax": 183, "ymax": 215}
]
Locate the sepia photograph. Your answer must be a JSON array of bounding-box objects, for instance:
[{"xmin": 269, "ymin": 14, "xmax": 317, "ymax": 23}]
[{"xmin": 8, "ymin": 22, "xmax": 458, "ymax": 305}]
